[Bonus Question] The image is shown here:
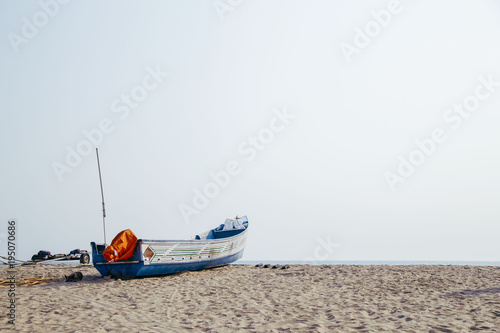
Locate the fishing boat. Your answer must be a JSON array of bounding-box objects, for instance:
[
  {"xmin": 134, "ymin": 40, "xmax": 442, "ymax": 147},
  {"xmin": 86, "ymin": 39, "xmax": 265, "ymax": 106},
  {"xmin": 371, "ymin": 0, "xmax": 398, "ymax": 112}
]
[
  {"xmin": 91, "ymin": 217, "xmax": 248, "ymax": 278},
  {"xmin": 90, "ymin": 148, "xmax": 248, "ymax": 278}
]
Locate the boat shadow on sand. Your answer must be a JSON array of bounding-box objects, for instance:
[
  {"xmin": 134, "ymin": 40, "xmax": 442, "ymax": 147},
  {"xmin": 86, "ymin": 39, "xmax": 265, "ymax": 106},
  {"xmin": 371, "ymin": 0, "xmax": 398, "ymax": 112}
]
[{"xmin": 20, "ymin": 264, "xmax": 235, "ymax": 288}]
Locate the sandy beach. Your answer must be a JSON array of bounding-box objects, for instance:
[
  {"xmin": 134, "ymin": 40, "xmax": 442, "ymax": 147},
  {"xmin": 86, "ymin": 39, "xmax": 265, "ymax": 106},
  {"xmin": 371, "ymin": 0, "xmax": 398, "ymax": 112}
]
[{"xmin": 2, "ymin": 264, "xmax": 500, "ymax": 332}]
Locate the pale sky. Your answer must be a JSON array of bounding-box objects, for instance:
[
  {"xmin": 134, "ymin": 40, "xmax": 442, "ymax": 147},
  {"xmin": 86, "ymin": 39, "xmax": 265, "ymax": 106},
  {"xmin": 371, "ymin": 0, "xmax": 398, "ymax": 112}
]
[{"xmin": 1, "ymin": 0, "xmax": 499, "ymax": 262}]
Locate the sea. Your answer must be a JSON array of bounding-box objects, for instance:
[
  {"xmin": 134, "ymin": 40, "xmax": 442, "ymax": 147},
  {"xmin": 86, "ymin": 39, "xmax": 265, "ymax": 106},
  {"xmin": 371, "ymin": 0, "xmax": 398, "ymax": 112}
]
[{"xmin": 236, "ymin": 260, "xmax": 500, "ymax": 266}]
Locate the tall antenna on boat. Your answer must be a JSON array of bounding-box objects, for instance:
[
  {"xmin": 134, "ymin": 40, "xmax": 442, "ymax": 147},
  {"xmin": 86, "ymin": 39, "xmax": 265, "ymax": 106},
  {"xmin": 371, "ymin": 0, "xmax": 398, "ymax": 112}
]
[{"xmin": 96, "ymin": 148, "xmax": 107, "ymax": 246}]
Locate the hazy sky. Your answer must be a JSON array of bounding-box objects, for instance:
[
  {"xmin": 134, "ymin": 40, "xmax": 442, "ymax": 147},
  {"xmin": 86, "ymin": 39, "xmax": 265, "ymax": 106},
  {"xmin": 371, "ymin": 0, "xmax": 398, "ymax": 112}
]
[{"xmin": 1, "ymin": 0, "xmax": 499, "ymax": 262}]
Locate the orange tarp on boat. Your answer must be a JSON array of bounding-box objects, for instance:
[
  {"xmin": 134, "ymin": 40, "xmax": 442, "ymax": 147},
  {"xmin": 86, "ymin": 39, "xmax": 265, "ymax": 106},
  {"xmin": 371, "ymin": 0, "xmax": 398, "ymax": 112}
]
[{"xmin": 103, "ymin": 229, "xmax": 138, "ymax": 262}]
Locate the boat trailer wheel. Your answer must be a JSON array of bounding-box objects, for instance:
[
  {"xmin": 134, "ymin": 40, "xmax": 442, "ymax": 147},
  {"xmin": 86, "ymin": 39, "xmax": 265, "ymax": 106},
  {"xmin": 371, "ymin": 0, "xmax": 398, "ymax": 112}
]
[{"xmin": 80, "ymin": 253, "xmax": 90, "ymax": 264}]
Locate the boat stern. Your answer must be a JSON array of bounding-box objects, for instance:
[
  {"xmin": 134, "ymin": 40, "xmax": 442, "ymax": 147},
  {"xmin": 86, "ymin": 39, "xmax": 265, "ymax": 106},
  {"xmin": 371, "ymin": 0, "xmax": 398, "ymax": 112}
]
[{"xmin": 90, "ymin": 241, "xmax": 144, "ymax": 278}]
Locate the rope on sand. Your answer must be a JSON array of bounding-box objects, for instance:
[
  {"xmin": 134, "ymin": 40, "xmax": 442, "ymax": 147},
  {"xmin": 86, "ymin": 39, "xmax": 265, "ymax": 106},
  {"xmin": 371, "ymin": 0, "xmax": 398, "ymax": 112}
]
[{"xmin": 0, "ymin": 277, "xmax": 61, "ymax": 288}]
